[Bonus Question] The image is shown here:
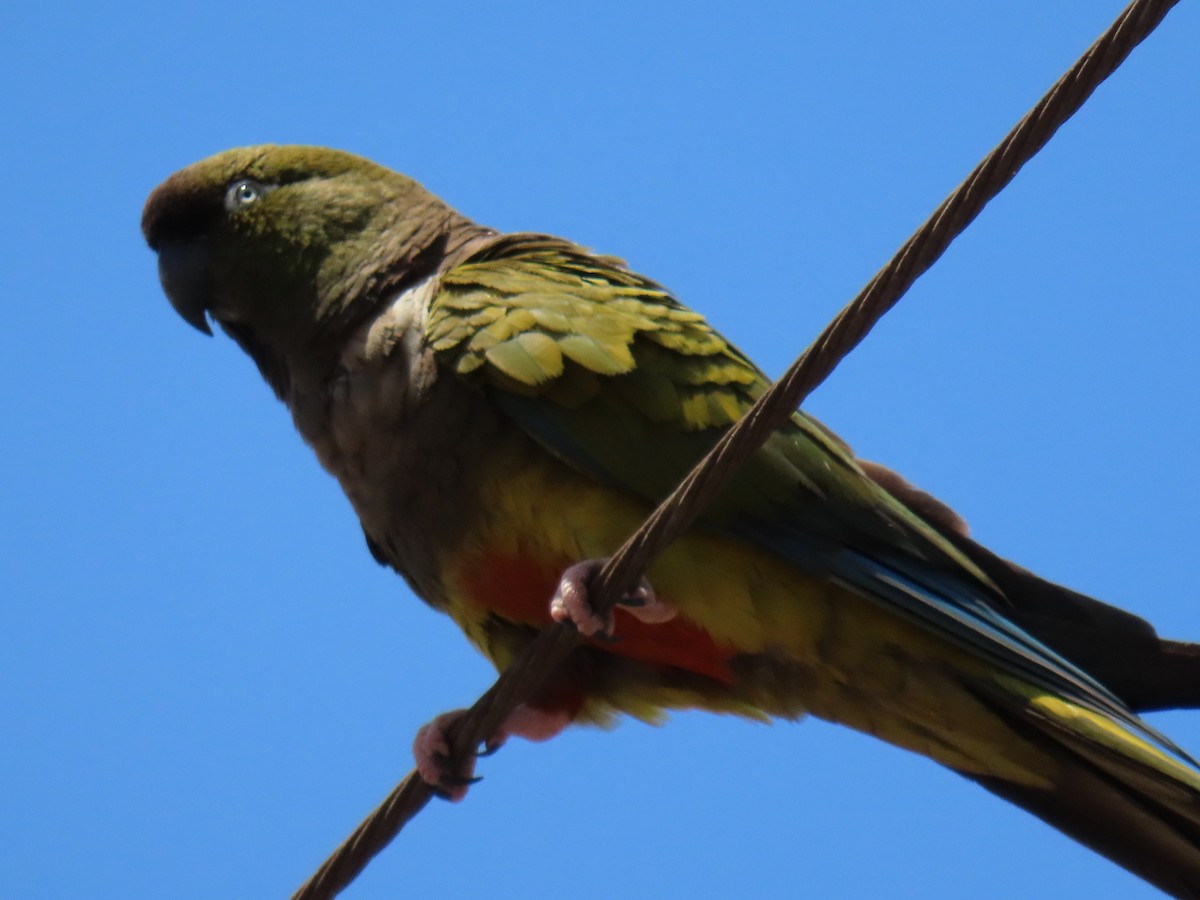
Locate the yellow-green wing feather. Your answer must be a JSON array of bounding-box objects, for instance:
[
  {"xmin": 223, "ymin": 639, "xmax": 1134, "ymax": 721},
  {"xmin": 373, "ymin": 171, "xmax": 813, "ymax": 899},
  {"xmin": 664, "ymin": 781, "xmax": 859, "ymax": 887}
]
[{"xmin": 429, "ymin": 235, "xmax": 958, "ymax": 556}]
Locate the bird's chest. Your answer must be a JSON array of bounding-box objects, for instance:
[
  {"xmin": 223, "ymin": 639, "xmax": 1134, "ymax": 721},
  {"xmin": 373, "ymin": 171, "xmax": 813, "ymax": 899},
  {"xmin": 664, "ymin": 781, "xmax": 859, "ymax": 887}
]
[{"xmin": 289, "ymin": 288, "xmax": 509, "ymax": 604}]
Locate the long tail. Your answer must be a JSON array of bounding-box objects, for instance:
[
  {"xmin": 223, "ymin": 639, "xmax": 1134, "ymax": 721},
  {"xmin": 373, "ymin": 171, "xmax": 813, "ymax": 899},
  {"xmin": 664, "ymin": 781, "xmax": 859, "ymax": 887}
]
[
  {"xmin": 858, "ymin": 464, "xmax": 1200, "ymax": 889},
  {"xmin": 964, "ymin": 678, "xmax": 1200, "ymax": 897}
]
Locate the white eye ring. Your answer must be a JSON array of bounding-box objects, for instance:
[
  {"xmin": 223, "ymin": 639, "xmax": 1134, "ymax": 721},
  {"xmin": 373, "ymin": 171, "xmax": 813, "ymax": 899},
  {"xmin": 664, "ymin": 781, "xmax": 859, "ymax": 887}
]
[{"xmin": 225, "ymin": 179, "xmax": 267, "ymax": 211}]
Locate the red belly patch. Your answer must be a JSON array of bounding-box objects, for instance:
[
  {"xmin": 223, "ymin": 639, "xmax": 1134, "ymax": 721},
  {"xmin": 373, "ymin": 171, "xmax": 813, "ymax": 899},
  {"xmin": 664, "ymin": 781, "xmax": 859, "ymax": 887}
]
[{"xmin": 463, "ymin": 551, "xmax": 735, "ymax": 684}]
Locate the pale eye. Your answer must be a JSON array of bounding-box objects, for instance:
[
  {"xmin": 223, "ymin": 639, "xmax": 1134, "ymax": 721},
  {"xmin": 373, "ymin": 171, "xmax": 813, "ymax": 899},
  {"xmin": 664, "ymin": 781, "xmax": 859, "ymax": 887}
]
[{"xmin": 225, "ymin": 179, "xmax": 266, "ymax": 211}]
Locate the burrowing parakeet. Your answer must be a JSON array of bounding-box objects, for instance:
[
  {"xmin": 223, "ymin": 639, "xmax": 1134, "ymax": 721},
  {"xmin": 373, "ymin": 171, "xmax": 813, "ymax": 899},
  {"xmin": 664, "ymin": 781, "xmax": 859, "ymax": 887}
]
[{"xmin": 143, "ymin": 145, "xmax": 1200, "ymax": 895}]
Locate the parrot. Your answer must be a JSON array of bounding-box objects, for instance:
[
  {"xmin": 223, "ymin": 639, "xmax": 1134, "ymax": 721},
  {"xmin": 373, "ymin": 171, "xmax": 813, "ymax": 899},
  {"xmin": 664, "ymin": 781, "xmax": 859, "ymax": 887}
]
[{"xmin": 143, "ymin": 145, "xmax": 1200, "ymax": 896}]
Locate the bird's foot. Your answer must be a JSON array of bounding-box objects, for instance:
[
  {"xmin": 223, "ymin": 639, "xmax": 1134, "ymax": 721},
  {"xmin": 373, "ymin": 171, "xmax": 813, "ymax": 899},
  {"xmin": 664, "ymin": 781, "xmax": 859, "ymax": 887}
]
[
  {"xmin": 549, "ymin": 558, "xmax": 676, "ymax": 639},
  {"xmin": 413, "ymin": 704, "xmax": 572, "ymax": 802},
  {"xmin": 413, "ymin": 710, "xmax": 484, "ymax": 802}
]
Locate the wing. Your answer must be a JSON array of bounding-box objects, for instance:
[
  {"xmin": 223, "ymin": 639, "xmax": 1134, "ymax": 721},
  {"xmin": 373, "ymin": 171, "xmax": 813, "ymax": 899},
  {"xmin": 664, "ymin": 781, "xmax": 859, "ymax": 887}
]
[
  {"xmin": 425, "ymin": 233, "xmax": 1186, "ymax": 759},
  {"xmin": 428, "ymin": 235, "xmax": 952, "ymax": 556}
]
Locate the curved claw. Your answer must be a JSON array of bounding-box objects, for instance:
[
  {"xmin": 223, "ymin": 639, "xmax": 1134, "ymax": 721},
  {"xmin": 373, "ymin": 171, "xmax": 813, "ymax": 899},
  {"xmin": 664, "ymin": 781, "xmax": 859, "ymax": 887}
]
[{"xmin": 477, "ymin": 739, "xmax": 505, "ymax": 758}]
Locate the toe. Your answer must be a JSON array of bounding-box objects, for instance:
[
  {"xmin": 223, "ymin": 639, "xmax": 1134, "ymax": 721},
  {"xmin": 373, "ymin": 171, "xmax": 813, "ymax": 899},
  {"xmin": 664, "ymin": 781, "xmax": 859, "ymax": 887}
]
[
  {"xmin": 549, "ymin": 560, "xmax": 614, "ymax": 637},
  {"xmin": 413, "ymin": 710, "xmax": 476, "ymax": 802}
]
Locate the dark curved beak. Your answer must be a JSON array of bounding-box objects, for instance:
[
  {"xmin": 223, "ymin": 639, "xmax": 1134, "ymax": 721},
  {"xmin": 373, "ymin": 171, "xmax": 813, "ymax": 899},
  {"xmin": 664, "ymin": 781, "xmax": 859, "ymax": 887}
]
[
  {"xmin": 155, "ymin": 239, "xmax": 215, "ymax": 336},
  {"xmin": 143, "ymin": 172, "xmax": 221, "ymax": 337}
]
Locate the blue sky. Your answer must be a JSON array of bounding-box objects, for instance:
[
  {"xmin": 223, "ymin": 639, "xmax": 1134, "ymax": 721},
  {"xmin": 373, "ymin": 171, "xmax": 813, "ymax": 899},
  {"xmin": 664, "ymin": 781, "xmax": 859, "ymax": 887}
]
[{"xmin": 3, "ymin": 2, "xmax": 1199, "ymax": 897}]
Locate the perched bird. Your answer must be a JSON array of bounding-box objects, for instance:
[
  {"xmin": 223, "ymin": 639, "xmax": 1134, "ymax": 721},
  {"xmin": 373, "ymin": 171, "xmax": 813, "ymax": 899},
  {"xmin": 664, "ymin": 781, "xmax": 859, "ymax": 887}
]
[{"xmin": 145, "ymin": 145, "xmax": 1200, "ymax": 896}]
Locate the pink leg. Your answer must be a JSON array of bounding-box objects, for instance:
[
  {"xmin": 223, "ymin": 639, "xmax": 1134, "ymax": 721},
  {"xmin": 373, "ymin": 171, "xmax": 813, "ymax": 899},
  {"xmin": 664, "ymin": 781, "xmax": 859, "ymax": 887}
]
[
  {"xmin": 549, "ymin": 558, "xmax": 676, "ymax": 638},
  {"xmin": 413, "ymin": 704, "xmax": 573, "ymax": 802}
]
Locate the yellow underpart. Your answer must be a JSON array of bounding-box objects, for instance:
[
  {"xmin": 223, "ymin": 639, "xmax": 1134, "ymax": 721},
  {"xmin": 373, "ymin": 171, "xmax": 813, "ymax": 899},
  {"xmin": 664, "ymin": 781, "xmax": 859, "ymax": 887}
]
[{"xmin": 439, "ymin": 445, "xmax": 1062, "ymax": 788}]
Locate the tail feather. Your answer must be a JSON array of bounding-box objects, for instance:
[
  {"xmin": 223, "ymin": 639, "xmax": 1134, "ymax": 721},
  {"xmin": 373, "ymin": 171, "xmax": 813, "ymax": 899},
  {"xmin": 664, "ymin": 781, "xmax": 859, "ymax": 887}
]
[
  {"xmin": 968, "ymin": 682, "xmax": 1200, "ymax": 898},
  {"xmin": 948, "ymin": 533, "xmax": 1200, "ymax": 713},
  {"xmin": 863, "ymin": 463, "xmax": 1200, "ymax": 712}
]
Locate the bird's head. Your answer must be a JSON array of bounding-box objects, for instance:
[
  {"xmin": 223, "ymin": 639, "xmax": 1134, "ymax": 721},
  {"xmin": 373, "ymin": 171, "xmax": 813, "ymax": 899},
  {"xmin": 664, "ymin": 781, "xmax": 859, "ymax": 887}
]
[{"xmin": 142, "ymin": 144, "xmax": 476, "ymax": 396}]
